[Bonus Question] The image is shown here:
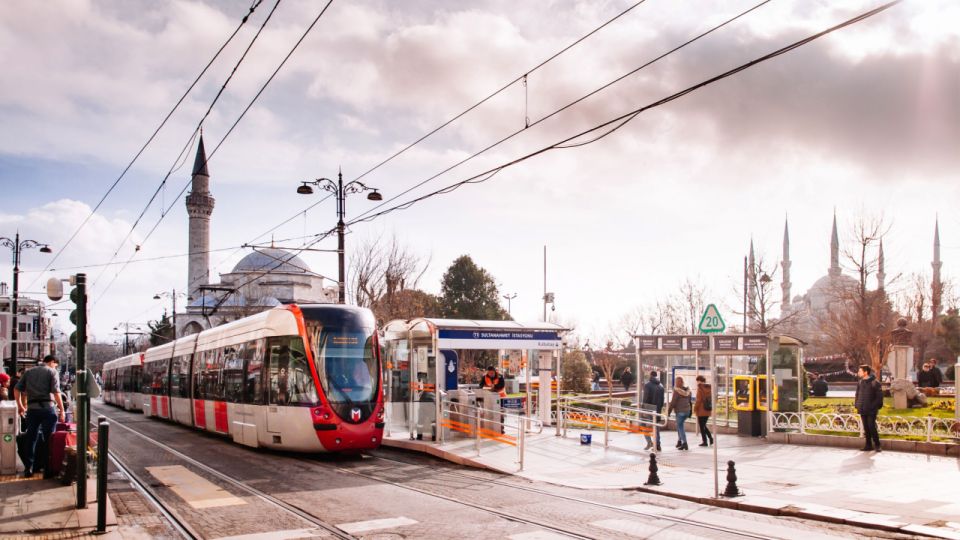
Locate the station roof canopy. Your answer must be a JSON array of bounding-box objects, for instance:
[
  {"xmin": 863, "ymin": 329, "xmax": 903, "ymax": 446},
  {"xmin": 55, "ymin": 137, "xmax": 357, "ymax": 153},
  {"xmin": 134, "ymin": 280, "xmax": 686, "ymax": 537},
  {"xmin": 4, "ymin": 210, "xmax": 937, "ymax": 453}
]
[{"xmin": 383, "ymin": 318, "xmax": 568, "ymax": 350}]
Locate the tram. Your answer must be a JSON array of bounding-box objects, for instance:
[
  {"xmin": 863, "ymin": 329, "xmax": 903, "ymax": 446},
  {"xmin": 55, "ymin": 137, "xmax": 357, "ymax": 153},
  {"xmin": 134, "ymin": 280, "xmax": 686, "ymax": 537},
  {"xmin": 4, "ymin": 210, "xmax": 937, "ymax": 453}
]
[
  {"xmin": 105, "ymin": 304, "xmax": 384, "ymax": 453},
  {"xmin": 101, "ymin": 352, "xmax": 144, "ymax": 411}
]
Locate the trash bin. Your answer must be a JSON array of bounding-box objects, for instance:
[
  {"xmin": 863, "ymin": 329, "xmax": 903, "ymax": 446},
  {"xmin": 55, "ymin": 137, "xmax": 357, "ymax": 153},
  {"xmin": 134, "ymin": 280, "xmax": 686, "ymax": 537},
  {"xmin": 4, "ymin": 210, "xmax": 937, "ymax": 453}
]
[
  {"xmin": 0, "ymin": 401, "xmax": 18, "ymax": 475},
  {"xmin": 580, "ymin": 433, "xmax": 592, "ymax": 445}
]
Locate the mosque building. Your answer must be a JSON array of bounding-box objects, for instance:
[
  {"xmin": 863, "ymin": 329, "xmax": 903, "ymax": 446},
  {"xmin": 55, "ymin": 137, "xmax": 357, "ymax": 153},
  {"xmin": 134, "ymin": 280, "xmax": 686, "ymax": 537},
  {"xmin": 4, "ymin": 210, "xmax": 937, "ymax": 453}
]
[
  {"xmin": 746, "ymin": 214, "xmax": 944, "ymax": 356},
  {"xmin": 175, "ymin": 137, "xmax": 336, "ymax": 336}
]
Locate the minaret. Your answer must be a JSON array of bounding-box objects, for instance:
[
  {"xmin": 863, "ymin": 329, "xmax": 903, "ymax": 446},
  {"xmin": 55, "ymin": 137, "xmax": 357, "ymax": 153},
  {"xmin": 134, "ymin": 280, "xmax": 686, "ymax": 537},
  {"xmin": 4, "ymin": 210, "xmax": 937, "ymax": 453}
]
[
  {"xmin": 748, "ymin": 238, "xmax": 757, "ymax": 329},
  {"xmin": 781, "ymin": 218, "xmax": 792, "ymax": 307},
  {"xmin": 932, "ymin": 218, "xmax": 943, "ymax": 322},
  {"xmin": 186, "ymin": 135, "xmax": 215, "ymax": 300},
  {"xmin": 877, "ymin": 239, "xmax": 885, "ymax": 291},
  {"xmin": 829, "ymin": 211, "xmax": 841, "ymax": 278}
]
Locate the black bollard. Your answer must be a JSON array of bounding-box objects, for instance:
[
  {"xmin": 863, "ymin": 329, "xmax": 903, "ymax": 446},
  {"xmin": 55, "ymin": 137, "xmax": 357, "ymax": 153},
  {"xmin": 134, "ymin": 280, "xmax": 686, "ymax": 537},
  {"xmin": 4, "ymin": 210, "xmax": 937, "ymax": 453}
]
[
  {"xmin": 644, "ymin": 452, "xmax": 662, "ymax": 486},
  {"xmin": 723, "ymin": 460, "xmax": 742, "ymax": 497},
  {"xmin": 95, "ymin": 422, "xmax": 109, "ymax": 534}
]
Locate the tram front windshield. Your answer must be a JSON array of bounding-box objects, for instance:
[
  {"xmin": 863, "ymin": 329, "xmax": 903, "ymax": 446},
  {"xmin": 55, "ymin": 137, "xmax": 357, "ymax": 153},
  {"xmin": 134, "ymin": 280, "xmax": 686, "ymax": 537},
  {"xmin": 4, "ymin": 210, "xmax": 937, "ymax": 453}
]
[{"xmin": 303, "ymin": 309, "xmax": 378, "ymax": 405}]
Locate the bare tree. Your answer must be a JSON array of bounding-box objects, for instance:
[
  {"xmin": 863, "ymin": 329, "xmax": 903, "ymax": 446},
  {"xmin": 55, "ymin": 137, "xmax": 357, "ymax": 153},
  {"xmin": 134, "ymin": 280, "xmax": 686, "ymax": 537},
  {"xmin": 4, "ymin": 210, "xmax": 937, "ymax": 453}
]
[
  {"xmin": 818, "ymin": 215, "xmax": 896, "ymax": 373},
  {"xmin": 678, "ymin": 277, "xmax": 707, "ymax": 334},
  {"xmin": 349, "ymin": 234, "xmax": 432, "ymax": 322},
  {"xmin": 732, "ymin": 255, "xmax": 803, "ymax": 334}
]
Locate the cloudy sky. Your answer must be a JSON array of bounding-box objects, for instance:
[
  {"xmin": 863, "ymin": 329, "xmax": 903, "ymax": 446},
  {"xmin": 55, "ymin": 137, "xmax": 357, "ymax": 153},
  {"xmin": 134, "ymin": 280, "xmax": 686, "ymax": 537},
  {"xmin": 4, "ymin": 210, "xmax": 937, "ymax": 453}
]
[{"xmin": 1, "ymin": 0, "xmax": 958, "ymax": 345}]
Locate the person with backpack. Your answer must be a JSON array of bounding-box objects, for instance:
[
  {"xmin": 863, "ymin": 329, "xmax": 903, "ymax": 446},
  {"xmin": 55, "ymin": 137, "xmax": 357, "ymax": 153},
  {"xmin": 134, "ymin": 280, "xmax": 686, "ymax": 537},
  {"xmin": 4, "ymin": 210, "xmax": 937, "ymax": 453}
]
[
  {"xmin": 694, "ymin": 375, "xmax": 714, "ymax": 447},
  {"xmin": 667, "ymin": 376, "xmax": 692, "ymax": 451},
  {"xmin": 641, "ymin": 372, "xmax": 665, "ymax": 451}
]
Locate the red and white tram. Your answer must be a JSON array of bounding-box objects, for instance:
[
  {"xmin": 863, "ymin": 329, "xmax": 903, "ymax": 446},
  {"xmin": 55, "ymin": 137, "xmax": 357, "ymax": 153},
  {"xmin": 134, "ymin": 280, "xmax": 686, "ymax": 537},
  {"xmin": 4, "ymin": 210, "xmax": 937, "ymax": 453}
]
[
  {"xmin": 104, "ymin": 304, "xmax": 384, "ymax": 452},
  {"xmin": 101, "ymin": 352, "xmax": 144, "ymax": 411}
]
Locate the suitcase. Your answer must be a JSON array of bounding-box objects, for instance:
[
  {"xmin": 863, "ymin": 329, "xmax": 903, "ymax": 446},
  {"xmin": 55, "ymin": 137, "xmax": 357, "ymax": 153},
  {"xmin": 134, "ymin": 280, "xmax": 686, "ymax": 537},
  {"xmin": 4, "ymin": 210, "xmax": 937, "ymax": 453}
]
[{"xmin": 46, "ymin": 430, "xmax": 73, "ymax": 478}]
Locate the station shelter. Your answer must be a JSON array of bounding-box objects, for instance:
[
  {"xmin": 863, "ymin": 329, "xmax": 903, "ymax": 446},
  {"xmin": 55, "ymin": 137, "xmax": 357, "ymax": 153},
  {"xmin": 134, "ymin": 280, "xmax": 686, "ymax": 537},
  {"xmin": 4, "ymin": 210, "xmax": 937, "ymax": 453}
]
[
  {"xmin": 632, "ymin": 334, "xmax": 804, "ymax": 435},
  {"xmin": 381, "ymin": 318, "xmax": 567, "ymax": 441}
]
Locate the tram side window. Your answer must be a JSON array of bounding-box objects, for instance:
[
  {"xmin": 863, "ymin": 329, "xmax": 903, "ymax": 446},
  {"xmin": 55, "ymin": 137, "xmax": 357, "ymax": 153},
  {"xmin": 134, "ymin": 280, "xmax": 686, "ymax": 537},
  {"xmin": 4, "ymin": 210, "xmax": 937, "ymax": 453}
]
[
  {"xmin": 223, "ymin": 345, "xmax": 244, "ymax": 403},
  {"xmin": 141, "ymin": 367, "xmax": 152, "ymax": 396},
  {"xmin": 198, "ymin": 349, "xmax": 225, "ymax": 401},
  {"xmin": 171, "ymin": 355, "xmax": 191, "ymax": 398},
  {"xmin": 243, "ymin": 339, "xmax": 265, "ymax": 405},
  {"xmin": 268, "ymin": 336, "xmax": 317, "ymax": 406},
  {"xmin": 132, "ymin": 366, "xmax": 142, "ymax": 393}
]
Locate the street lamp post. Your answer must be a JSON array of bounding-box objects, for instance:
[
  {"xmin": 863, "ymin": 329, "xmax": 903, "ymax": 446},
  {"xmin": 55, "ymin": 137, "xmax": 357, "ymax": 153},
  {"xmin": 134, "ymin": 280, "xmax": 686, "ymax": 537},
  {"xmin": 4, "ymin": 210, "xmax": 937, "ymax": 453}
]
[
  {"xmin": 503, "ymin": 293, "xmax": 517, "ymax": 315},
  {"xmin": 153, "ymin": 289, "xmax": 186, "ymax": 339},
  {"xmin": 297, "ymin": 171, "xmax": 381, "ymax": 304},
  {"xmin": 1, "ymin": 232, "xmax": 52, "ymax": 377}
]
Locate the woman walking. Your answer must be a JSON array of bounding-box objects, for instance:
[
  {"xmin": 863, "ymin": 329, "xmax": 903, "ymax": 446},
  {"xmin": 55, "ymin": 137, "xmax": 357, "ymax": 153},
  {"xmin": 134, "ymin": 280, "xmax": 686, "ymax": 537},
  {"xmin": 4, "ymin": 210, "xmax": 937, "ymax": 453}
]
[
  {"xmin": 695, "ymin": 375, "xmax": 714, "ymax": 447},
  {"xmin": 667, "ymin": 376, "xmax": 692, "ymax": 450}
]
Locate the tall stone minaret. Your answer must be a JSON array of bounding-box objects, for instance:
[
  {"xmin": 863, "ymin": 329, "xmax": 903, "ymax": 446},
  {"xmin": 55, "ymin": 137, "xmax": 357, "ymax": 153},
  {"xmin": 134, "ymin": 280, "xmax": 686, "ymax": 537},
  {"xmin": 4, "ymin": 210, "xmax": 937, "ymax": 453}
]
[
  {"xmin": 877, "ymin": 239, "xmax": 886, "ymax": 291},
  {"xmin": 186, "ymin": 135, "xmax": 215, "ymax": 300},
  {"xmin": 932, "ymin": 218, "xmax": 943, "ymax": 322},
  {"xmin": 781, "ymin": 218, "xmax": 792, "ymax": 307},
  {"xmin": 829, "ymin": 211, "xmax": 841, "ymax": 278}
]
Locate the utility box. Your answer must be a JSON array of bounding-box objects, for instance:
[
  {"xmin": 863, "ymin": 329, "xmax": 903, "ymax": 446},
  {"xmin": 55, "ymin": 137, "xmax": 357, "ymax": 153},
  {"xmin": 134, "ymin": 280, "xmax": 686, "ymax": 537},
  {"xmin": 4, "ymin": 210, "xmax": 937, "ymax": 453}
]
[{"xmin": 1, "ymin": 401, "xmax": 19, "ymax": 475}]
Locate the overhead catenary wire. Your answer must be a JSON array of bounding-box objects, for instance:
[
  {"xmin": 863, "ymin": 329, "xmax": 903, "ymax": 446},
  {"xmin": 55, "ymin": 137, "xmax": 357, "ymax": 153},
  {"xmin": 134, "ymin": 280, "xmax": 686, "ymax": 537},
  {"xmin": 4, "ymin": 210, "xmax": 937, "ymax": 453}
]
[
  {"xmin": 346, "ymin": 1, "xmax": 903, "ymax": 228},
  {"xmin": 94, "ymin": 0, "xmax": 336, "ymax": 306},
  {"xmin": 350, "ymin": 0, "xmax": 775, "ymax": 224},
  {"xmin": 27, "ymin": 0, "xmax": 266, "ymax": 290},
  {"xmin": 92, "ymin": 0, "xmax": 287, "ymax": 290},
  {"xmin": 349, "ymin": 0, "xmax": 649, "ymax": 186}
]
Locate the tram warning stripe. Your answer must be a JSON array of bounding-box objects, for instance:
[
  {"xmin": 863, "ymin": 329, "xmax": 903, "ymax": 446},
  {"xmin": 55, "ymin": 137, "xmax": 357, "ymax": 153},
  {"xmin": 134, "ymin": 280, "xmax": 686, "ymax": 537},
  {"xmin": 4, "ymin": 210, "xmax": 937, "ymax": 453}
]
[{"xmin": 439, "ymin": 419, "xmax": 517, "ymax": 446}]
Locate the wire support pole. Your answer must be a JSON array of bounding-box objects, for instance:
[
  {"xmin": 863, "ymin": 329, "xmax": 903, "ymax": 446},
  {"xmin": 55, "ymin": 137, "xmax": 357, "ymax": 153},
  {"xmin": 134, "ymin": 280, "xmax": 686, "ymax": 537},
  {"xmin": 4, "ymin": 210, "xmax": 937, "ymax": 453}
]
[{"xmin": 1, "ymin": 233, "xmax": 51, "ymax": 377}]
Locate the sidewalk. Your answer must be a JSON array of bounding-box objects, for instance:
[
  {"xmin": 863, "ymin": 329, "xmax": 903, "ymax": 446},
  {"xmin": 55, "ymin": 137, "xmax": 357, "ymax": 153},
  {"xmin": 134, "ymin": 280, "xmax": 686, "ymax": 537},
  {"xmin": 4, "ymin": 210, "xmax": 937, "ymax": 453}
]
[
  {"xmin": 0, "ymin": 473, "xmax": 119, "ymax": 538},
  {"xmin": 384, "ymin": 426, "xmax": 960, "ymax": 539}
]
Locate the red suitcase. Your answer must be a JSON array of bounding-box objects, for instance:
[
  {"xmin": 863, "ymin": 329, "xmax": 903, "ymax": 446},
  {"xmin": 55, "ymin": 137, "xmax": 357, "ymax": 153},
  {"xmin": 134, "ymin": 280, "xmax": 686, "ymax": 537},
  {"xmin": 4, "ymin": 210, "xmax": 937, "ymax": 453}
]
[{"xmin": 46, "ymin": 427, "xmax": 77, "ymax": 478}]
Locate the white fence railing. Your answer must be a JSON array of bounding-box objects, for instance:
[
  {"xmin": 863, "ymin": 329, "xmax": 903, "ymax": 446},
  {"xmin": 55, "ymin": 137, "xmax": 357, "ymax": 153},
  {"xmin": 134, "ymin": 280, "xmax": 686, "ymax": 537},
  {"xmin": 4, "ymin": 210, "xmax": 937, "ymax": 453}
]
[
  {"xmin": 440, "ymin": 399, "xmax": 543, "ymax": 471},
  {"xmin": 556, "ymin": 394, "xmax": 668, "ymax": 448},
  {"xmin": 771, "ymin": 412, "xmax": 960, "ymax": 443}
]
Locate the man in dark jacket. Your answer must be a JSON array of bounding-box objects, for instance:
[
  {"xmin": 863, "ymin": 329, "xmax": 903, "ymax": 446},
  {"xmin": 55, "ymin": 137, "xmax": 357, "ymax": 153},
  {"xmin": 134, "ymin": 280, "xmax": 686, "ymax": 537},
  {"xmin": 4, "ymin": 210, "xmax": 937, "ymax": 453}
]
[
  {"xmin": 854, "ymin": 364, "xmax": 884, "ymax": 452},
  {"xmin": 641, "ymin": 372, "xmax": 665, "ymax": 451},
  {"xmin": 917, "ymin": 362, "xmax": 942, "ymax": 388},
  {"xmin": 620, "ymin": 367, "xmax": 635, "ymax": 392},
  {"xmin": 811, "ymin": 375, "xmax": 829, "ymax": 397}
]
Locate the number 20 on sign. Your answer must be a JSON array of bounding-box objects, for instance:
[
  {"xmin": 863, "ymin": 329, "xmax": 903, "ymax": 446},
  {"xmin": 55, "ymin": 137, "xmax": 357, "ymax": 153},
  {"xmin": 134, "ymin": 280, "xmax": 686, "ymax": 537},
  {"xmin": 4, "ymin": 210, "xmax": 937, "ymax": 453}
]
[{"xmin": 698, "ymin": 304, "xmax": 726, "ymax": 334}]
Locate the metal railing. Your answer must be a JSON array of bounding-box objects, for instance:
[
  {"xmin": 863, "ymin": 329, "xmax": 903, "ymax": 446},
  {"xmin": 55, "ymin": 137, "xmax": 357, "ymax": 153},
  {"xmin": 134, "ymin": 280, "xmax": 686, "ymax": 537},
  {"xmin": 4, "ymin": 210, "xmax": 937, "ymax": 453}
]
[
  {"xmin": 771, "ymin": 411, "xmax": 960, "ymax": 443},
  {"xmin": 557, "ymin": 394, "xmax": 668, "ymax": 448},
  {"xmin": 440, "ymin": 399, "xmax": 543, "ymax": 471}
]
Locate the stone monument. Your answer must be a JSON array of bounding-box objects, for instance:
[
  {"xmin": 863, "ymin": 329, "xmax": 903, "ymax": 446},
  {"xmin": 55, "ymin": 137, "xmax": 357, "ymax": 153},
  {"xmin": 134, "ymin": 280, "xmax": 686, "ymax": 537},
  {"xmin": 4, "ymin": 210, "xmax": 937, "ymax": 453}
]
[{"xmin": 886, "ymin": 318, "xmax": 914, "ymax": 409}]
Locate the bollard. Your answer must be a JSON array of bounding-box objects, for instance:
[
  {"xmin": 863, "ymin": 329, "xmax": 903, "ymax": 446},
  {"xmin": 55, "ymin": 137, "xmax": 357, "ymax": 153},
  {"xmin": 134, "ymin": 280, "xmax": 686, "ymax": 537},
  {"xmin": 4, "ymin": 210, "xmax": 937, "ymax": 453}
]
[
  {"xmin": 643, "ymin": 452, "xmax": 662, "ymax": 486},
  {"xmin": 95, "ymin": 422, "xmax": 109, "ymax": 534},
  {"xmin": 722, "ymin": 460, "xmax": 742, "ymax": 497}
]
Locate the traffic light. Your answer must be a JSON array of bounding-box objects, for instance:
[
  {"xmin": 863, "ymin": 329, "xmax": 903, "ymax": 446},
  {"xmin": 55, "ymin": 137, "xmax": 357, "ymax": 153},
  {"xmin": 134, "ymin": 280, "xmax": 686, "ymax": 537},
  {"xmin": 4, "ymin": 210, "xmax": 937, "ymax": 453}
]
[{"xmin": 68, "ymin": 273, "xmax": 87, "ymax": 351}]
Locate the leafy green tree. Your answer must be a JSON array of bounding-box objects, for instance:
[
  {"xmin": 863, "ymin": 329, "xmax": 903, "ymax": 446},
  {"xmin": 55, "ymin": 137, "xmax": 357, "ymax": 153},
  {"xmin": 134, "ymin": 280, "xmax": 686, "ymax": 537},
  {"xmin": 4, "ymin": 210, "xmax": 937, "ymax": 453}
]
[
  {"xmin": 561, "ymin": 350, "xmax": 592, "ymax": 394},
  {"xmin": 439, "ymin": 255, "xmax": 509, "ymax": 320},
  {"xmin": 148, "ymin": 312, "xmax": 175, "ymax": 346},
  {"xmin": 937, "ymin": 309, "xmax": 960, "ymax": 358}
]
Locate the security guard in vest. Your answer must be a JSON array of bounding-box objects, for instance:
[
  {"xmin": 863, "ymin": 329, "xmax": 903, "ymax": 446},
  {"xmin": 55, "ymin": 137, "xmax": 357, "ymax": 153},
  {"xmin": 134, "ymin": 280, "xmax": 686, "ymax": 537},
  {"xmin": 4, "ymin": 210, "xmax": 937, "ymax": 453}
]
[{"xmin": 482, "ymin": 366, "xmax": 507, "ymax": 398}]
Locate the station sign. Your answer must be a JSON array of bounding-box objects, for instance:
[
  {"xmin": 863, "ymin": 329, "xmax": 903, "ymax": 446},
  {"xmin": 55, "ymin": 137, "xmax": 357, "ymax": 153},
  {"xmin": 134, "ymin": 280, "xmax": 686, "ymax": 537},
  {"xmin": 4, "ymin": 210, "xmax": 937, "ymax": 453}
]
[
  {"xmin": 686, "ymin": 336, "xmax": 710, "ymax": 351},
  {"xmin": 437, "ymin": 329, "xmax": 561, "ymax": 350},
  {"xmin": 635, "ymin": 334, "xmax": 769, "ymax": 353},
  {"xmin": 661, "ymin": 337, "xmax": 682, "ymax": 350},
  {"xmin": 714, "ymin": 336, "xmax": 739, "ymax": 351},
  {"xmin": 637, "ymin": 336, "xmax": 658, "ymax": 350},
  {"xmin": 742, "ymin": 336, "xmax": 769, "ymax": 350}
]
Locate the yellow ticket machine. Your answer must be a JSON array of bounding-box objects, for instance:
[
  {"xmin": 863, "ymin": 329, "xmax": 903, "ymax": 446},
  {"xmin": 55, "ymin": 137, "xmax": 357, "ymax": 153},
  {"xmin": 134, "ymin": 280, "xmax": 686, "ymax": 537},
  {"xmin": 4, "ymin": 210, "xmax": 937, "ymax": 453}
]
[
  {"xmin": 756, "ymin": 375, "xmax": 779, "ymax": 412},
  {"xmin": 732, "ymin": 376, "xmax": 756, "ymax": 411}
]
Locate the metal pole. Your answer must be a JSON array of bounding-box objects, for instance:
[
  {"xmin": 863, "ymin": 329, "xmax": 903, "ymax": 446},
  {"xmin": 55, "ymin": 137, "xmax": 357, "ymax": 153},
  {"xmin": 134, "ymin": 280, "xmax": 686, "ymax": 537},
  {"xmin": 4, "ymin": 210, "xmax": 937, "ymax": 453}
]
[
  {"xmin": 337, "ymin": 172, "xmax": 346, "ymax": 304},
  {"xmin": 542, "ymin": 245, "xmax": 547, "ymax": 322},
  {"xmin": 635, "ymin": 339, "xmax": 641, "ymax": 406},
  {"xmin": 96, "ymin": 419, "xmax": 109, "ymax": 534},
  {"xmin": 171, "ymin": 290, "xmax": 177, "ymax": 339},
  {"xmin": 743, "ymin": 256, "xmax": 748, "ymax": 333},
  {"xmin": 75, "ymin": 273, "xmax": 88, "ymax": 509},
  {"xmin": 555, "ymin": 347, "xmax": 561, "ymax": 437},
  {"xmin": 765, "ymin": 336, "xmax": 774, "ymax": 436},
  {"xmin": 475, "ymin": 405, "xmax": 481, "ymax": 456},
  {"xmin": 954, "ymin": 358, "xmax": 959, "ymax": 422},
  {"xmin": 9, "ymin": 233, "xmax": 20, "ymax": 378},
  {"xmin": 604, "ymin": 402, "xmax": 610, "ymax": 448},
  {"xmin": 695, "ymin": 349, "xmax": 700, "ymax": 437},
  {"xmin": 711, "ymin": 337, "xmax": 719, "ymax": 498}
]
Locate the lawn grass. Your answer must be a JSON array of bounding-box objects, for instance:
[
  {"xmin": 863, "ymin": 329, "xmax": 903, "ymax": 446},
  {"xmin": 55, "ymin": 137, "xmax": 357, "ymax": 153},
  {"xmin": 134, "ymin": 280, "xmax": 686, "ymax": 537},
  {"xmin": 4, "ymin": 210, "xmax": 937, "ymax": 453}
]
[{"xmin": 802, "ymin": 396, "xmax": 956, "ymax": 419}]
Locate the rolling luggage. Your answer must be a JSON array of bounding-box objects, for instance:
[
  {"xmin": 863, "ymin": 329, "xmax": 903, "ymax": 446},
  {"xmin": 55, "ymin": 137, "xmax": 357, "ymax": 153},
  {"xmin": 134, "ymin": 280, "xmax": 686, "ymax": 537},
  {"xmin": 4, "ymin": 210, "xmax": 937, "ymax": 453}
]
[{"xmin": 46, "ymin": 429, "xmax": 75, "ymax": 478}]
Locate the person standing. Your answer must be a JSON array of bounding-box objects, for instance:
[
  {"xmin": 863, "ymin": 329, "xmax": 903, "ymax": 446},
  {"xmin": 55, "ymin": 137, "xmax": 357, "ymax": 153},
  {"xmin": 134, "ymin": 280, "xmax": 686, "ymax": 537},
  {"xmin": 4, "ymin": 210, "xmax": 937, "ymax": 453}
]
[
  {"xmin": 667, "ymin": 376, "xmax": 692, "ymax": 451},
  {"xmin": 811, "ymin": 374, "xmax": 829, "ymax": 397},
  {"xmin": 854, "ymin": 364, "xmax": 883, "ymax": 452},
  {"xmin": 620, "ymin": 367, "xmax": 635, "ymax": 392},
  {"xmin": 694, "ymin": 375, "xmax": 714, "ymax": 447},
  {"xmin": 13, "ymin": 355, "xmax": 66, "ymax": 477},
  {"xmin": 641, "ymin": 372, "xmax": 664, "ymax": 451},
  {"xmin": 482, "ymin": 366, "xmax": 507, "ymax": 398}
]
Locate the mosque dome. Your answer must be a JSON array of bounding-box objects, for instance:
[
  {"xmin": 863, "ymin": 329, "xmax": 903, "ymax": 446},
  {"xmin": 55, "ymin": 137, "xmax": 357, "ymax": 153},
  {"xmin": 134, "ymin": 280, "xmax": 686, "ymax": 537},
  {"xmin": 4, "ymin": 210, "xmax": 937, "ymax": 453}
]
[
  {"xmin": 806, "ymin": 272, "xmax": 858, "ymax": 311},
  {"xmin": 232, "ymin": 248, "xmax": 310, "ymax": 274}
]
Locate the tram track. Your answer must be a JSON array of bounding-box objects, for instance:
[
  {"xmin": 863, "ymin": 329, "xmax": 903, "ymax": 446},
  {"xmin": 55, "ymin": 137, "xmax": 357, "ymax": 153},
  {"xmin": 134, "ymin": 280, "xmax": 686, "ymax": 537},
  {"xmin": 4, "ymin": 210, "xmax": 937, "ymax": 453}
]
[
  {"xmin": 99, "ymin": 409, "xmax": 359, "ymax": 540},
  {"xmin": 334, "ymin": 451, "xmax": 781, "ymax": 540},
  {"xmin": 108, "ymin": 449, "xmax": 199, "ymax": 539}
]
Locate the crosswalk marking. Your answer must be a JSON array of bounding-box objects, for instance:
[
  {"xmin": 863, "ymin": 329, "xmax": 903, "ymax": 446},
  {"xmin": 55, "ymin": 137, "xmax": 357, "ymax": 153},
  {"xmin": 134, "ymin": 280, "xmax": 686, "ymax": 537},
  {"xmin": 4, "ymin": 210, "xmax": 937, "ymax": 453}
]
[
  {"xmin": 336, "ymin": 516, "xmax": 418, "ymax": 534},
  {"xmin": 146, "ymin": 465, "xmax": 246, "ymax": 509}
]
